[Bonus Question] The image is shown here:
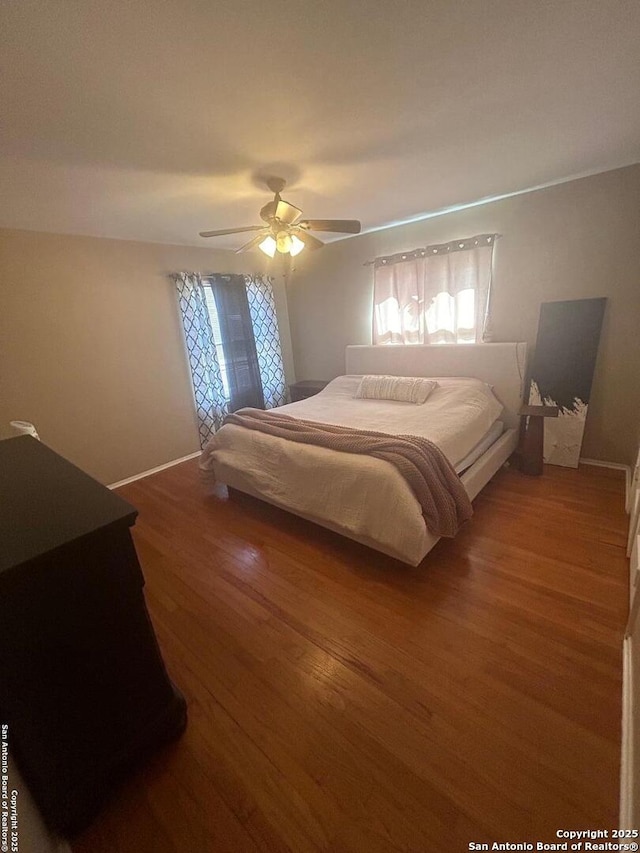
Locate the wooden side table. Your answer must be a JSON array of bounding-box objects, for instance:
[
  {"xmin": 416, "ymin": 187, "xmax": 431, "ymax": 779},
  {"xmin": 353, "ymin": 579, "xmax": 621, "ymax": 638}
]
[
  {"xmin": 289, "ymin": 379, "xmax": 329, "ymax": 402},
  {"xmin": 518, "ymin": 404, "xmax": 560, "ymax": 475}
]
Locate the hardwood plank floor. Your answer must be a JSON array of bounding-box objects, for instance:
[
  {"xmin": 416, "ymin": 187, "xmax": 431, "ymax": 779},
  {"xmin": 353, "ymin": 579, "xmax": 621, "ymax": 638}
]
[{"xmin": 73, "ymin": 461, "xmax": 628, "ymax": 853}]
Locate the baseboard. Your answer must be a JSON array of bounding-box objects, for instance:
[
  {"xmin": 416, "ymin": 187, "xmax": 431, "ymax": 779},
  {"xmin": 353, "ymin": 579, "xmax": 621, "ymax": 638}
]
[
  {"xmin": 580, "ymin": 457, "xmax": 630, "ymax": 471},
  {"xmin": 108, "ymin": 451, "xmax": 200, "ymax": 490},
  {"xmin": 620, "ymin": 635, "xmax": 634, "ymax": 829}
]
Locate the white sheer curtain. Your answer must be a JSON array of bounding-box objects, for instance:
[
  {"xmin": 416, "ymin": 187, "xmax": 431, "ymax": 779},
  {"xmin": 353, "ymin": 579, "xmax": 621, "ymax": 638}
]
[{"xmin": 373, "ymin": 234, "xmax": 497, "ymax": 345}]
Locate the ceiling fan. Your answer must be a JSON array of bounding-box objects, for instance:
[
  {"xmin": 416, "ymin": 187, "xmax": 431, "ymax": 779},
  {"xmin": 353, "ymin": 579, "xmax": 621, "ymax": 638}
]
[{"xmin": 198, "ymin": 177, "xmax": 361, "ymax": 257}]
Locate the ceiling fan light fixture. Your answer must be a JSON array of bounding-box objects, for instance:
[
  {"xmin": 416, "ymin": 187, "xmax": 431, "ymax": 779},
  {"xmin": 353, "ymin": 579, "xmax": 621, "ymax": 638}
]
[
  {"xmin": 289, "ymin": 234, "xmax": 305, "ymax": 257},
  {"xmin": 258, "ymin": 235, "xmax": 277, "ymax": 257},
  {"xmin": 276, "ymin": 230, "xmax": 292, "ymax": 254}
]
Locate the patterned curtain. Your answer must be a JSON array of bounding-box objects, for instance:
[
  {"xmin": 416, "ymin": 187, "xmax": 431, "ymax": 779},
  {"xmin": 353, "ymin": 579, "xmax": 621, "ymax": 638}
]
[
  {"xmin": 174, "ymin": 272, "xmax": 228, "ymax": 448},
  {"xmin": 245, "ymin": 274, "xmax": 288, "ymax": 409}
]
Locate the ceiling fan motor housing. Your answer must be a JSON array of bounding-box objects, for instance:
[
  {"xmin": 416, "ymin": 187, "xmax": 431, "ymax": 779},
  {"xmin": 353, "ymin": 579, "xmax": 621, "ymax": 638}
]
[{"xmin": 265, "ymin": 176, "xmax": 287, "ymax": 195}]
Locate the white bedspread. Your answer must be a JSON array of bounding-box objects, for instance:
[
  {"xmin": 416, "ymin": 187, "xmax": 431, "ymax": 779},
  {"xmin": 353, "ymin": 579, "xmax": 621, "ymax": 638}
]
[
  {"xmin": 201, "ymin": 376, "xmax": 503, "ymax": 564},
  {"xmin": 275, "ymin": 376, "xmax": 503, "ymax": 465}
]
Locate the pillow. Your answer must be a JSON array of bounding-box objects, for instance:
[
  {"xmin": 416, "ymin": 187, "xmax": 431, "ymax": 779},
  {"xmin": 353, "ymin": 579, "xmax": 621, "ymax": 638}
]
[{"xmin": 355, "ymin": 375, "xmax": 438, "ymax": 405}]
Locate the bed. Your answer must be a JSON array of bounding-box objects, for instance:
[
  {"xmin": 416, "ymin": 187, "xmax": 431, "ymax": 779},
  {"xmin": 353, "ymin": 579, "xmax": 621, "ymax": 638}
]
[{"xmin": 201, "ymin": 343, "xmax": 527, "ymax": 565}]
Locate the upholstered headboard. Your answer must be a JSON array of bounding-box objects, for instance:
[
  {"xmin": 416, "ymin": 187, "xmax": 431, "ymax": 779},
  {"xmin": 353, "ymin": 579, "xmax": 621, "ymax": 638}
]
[{"xmin": 345, "ymin": 343, "xmax": 527, "ymax": 429}]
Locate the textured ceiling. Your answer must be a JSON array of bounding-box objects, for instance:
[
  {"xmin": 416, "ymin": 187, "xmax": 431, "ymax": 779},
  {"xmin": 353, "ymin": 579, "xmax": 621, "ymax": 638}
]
[{"xmin": 1, "ymin": 0, "xmax": 639, "ymax": 250}]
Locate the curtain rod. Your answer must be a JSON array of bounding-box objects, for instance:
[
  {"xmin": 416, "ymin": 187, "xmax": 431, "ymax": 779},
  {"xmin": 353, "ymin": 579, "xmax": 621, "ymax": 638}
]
[{"xmin": 362, "ymin": 233, "xmax": 502, "ymax": 266}]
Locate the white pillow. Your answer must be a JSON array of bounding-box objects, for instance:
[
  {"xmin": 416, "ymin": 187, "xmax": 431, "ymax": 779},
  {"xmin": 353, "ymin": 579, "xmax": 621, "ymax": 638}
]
[{"xmin": 355, "ymin": 375, "xmax": 438, "ymax": 405}]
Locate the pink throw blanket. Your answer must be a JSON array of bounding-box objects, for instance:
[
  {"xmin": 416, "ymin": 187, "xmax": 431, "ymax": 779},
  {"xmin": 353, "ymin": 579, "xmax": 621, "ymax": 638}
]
[{"xmin": 222, "ymin": 409, "xmax": 473, "ymax": 537}]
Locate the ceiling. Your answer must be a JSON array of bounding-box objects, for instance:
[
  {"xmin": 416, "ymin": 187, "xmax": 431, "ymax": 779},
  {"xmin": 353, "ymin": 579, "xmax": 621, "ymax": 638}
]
[{"xmin": 1, "ymin": 0, "xmax": 639, "ymax": 250}]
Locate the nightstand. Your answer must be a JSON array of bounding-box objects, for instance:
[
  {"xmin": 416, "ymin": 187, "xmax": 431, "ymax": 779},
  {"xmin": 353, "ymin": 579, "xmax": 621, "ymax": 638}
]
[
  {"xmin": 289, "ymin": 380, "xmax": 329, "ymax": 402},
  {"xmin": 518, "ymin": 404, "xmax": 560, "ymax": 475}
]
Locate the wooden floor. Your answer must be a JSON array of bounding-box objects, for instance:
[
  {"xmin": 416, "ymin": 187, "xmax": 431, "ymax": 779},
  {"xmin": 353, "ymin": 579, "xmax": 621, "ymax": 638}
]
[{"xmin": 74, "ymin": 461, "xmax": 629, "ymax": 853}]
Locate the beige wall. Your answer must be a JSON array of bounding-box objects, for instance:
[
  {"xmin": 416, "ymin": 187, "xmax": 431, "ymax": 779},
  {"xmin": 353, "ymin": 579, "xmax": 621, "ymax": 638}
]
[
  {"xmin": 2, "ymin": 165, "xmax": 638, "ymax": 483},
  {"xmin": 287, "ymin": 165, "xmax": 640, "ymax": 465},
  {"xmin": 0, "ymin": 229, "xmax": 295, "ymax": 484}
]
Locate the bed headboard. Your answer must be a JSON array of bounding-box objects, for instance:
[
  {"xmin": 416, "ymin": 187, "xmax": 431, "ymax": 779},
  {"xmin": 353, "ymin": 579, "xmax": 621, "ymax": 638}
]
[{"xmin": 345, "ymin": 343, "xmax": 527, "ymax": 429}]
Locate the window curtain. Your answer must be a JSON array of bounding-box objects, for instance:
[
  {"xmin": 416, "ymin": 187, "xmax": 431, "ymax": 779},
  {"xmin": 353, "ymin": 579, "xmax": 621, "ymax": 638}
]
[
  {"xmin": 245, "ymin": 274, "xmax": 288, "ymax": 409},
  {"xmin": 373, "ymin": 234, "xmax": 497, "ymax": 345},
  {"xmin": 174, "ymin": 272, "xmax": 228, "ymax": 448},
  {"xmin": 207, "ymin": 274, "xmax": 265, "ymax": 412}
]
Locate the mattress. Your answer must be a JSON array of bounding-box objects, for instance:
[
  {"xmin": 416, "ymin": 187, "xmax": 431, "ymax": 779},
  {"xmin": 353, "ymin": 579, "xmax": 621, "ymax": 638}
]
[
  {"xmin": 454, "ymin": 420, "xmax": 504, "ymax": 474},
  {"xmin": 201, "ymin": 375, "xmax": 505, "ymax": 564}
]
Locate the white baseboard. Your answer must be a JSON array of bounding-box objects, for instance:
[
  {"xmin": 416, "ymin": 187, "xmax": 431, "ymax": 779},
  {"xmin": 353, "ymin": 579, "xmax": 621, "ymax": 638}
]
[
  {"xmin": 580, "ymin": 457, "xmax": 630, "ymax": 471},
  {"xmin": 108, "ymin": 451, "xmax": 200, "ymax": 490},
  {"xmin": 620, "ymin": 635, "xmax": 634, "ymax": 829}
]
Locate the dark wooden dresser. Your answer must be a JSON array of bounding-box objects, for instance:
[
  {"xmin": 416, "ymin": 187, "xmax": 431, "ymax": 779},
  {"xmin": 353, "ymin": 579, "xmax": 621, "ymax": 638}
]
[{"xmin": 0, "ymin": 436, "xmax": 187, "ymax": 836}]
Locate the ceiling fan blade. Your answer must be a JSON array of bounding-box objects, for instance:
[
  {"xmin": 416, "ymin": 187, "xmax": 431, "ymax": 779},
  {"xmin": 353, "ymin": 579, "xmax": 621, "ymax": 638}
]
[
  {"xmin": 275, "ymin": 199, "xmax": 303, "ymax": 225},
  {"xmin": 234, "ymin": 233, "xmax": 268, "ymax": 254},
  {"xmin": 291, "ymin": 227, "xmax": 324, "ymax": 251},
  {"xmin": 297, "ymin": 219, "xmax": 361, "ymax": 234},
  {"xmin": 199, "ymin": 225, "xmax": 264, "ymax": 238}
]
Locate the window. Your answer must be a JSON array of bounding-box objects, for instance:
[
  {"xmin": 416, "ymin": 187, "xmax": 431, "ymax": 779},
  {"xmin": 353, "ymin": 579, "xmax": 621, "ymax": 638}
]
[
  {"xmin": 425, "ymin": 288, "xmax": 476, "ymax": 344},
  {"xmin": 203, "ymin": 274, "xmax": 288, "ymax": 412},
  {"xmin": 203, "ymin": 276, "xmax": 264, "ymax": 412},
  {"xmin": 372, "ymin": 234, "xmax": 496, "ymax": 345},
  {"xmin": 175, "ymin": 271, "xmax": 288, "ymax": 448},
  {"xmin": 204, "ymin": 287, "xmax": 231, "ymax": 401}
]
